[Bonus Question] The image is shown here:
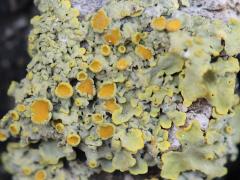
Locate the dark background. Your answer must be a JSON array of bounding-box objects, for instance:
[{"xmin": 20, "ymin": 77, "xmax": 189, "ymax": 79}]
[{"xmin": 0, "ymin": 0, "xmax": 239, "ymax": 179}]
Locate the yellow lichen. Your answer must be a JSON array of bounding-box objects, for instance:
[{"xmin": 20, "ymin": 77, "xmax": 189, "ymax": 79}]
[
  {"xmin": 61, "ymin": 0, "xmax": 71, "ymax": 9},
  {"xmin": 55, "ymin": 123, "xmax": 65, "ymax": 133},
  {"xmin": 91, "ymin": 9, "xmax": 110, "ymax": 33},
  {"xmin": 89, "ymin": 59, "xmax": 103, "ymax": 73},
  {"xmin": 22, "ymin": 167, "xmax": 32, "ymax": 176},
  {"xmin": 34, "ymin": 170, "xmax": 47, "ymax": 180},
  {"xmin": 129, "ymin": 156, "xmax": 148, "ymax": 175},
  {"xmin": 225, "ymin": 125, "xmax": 233, "ymax": 134},
  {"xmin": 79, "ymin": 47, "xmax": 86, "ymax": 56},
  {"xmin": 92, "ymin": 113, "xmax": 104, "ymax": 124},
  {"xmin": 9, "ymin": 110, "xmax": 19, "ymax": 121},
  {"xmin": 9, "ymin": 123, "xmax": 20, "ymax": 136},
  {"xmin": 97, "ymin": 123, "xmax": 115, "ymax": 140},
  {"xmin": 103, "ymin": 98, "xmax": 120, "ymax": 113},
  {"xmin": 167, "ymin": 110, "xmax": 186, "ymax": 127},
  {"xmin": 69, "ymin": 17, "xmax": 80, "ymax": 27},
  {"xmin": 151, "ymin": 16, "xmax": 166, "ymax": 31},
  {"xmin": 74, "ymin": 98, "xmax": 81, "ymax": 106},
  {"xmin": 131, "ymin": 32, "xmax": 142, "ymax": 44},
  {"xmin": 88, "ymin": 160, "xmax": 98, "ymax": 168},
  {"xmin": 68, "ymin": 60, "xmax": 76, "ymax": 68},
  {"xmin": 55, "ymin": 82, "xmax": 73, "ymax": 99},
  {"xmin": 104, "ymin": 28, "xmax": 122, "ymax": 45},
  {"xmin": 26, "ymin": 71, "xmax": 33, "ymax": 80},
  {"xmin": 121, "ymin": 128, "xmax": 144, "ymax": 153},
  {"xmin": 158, "ymin": 141, "xmax": 170, "ymax": 152},
  {"xmin": 135, "ymin": 45, "xmax": 153, "ymax": 60},
  {"xmin": 31, "ymin": 99, "xmax": 53, "ymax": 124},
  {"xmin": 116, "ymin": 58, "xmax": 129, "ymax": 70},
  {"xmin": 166, "ymin": 19, "xmax": 181, "ymax": 32},
  {"xmin": 72, "ymin": 8, "xmax": 80, "ymax": 17},
  {"xmin": 98, "ymin": 82, "xmax": 117, "ymax": 99},
  {"xmin": 67, "ymin": 134, "xmax": 81, "ymax": 147},
  {"xmin": 0, "ymin": 131, "xmax": 7, "ymax": 142},
  {"xmin": 76, "ymin": 71, "xmax": 88, "ymax": 81},
  {"xmin": 112, "ymin": 150, "xmax": 136, "ymax": 172},
  {"xmin": 76, "ymin": 78, "xmax": 96, "ymax": 96},
  {"xmin": 117, "ymin": 45, "xmax": 126, "ymax": 54},
  {"xmin": 100, "ymin": 44, "xmax": 112, "ymax": 56},
  {"xmin": 16, "ymin": 104, "xmax": 26, "ymax": 112}
]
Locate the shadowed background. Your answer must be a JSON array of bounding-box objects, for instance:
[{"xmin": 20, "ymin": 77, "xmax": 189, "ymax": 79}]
[{"xmin": 0, "ymin": 1, "xmax": 239, "ymax": 179}]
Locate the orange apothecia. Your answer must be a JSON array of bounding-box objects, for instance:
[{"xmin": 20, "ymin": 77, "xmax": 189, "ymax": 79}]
[
  {"xmin": 9, "ymin": 123, "xmax": 20, "ymax": 136},
  {"xmin": 104, "ymin": 28, "xmax": 122, "ymax": 45},
  {"xmin": 92, "ymin": 113, "xmax": 104, "ymax": 124},
  {"xmin": 55, "ymin": 82, "xmax": 73, "ymax": 99},
  {"xmin": 9, "ymin": 110, "xmax": 19, "ymax": 121},
  {"xmin": 76, "ymin": 78, "xmax": 96, "ymax": 97},
  {"xmin": 31, "ymin": 99, "xmax": 53, "ymax": 124},
  {"xmin": 67, "ymin": 134, "xmax": 81, "ymax": 147},
  {"xmin": 135, "ymin": 45, "xmax": 153, "ymax": 60},
  {"xmin": 103, "ymin": 99, "xmax": 120, "ymax": 113},
  {"xmin": 97, "ymin": 123, "xmax": 115, "ymax": 140},
  {"xmin": 91, "ymin": 9, "xmax": 110, "ymax": 33},
  {"xmin": 98, "ymin": 82, "xmax": 117, "ymax": 99},
  {"xmin": 100, "ymin": 44, "xmax": 111, "ymax": 56},
  {"xmin": 131, "ymin": 32, "xmax": 142, "ymax": 44},
  {"xmin": 117, "ymin": 45, "xmax": 126, "ymax": 54},
  {"xmin": 0, "ymin": 131, "xmax": 7, "ymax": 142},
  {"xmin": 34, "ymin": 170, "xmax": 47, "ymax": 180},
  {"xmin": 89, "ymin": 59, "xmax": 103, "ymax": 73},
  {"xmin": 166, "ymin": 19, "xmax": 181, "ymax": 32},
  {"xmin": 76, "ymin": 71, "xmax": 88, "ymax": 81},
  {"xmin": 116, "ymin": 58, "xmax": 129, "ymax": 70},
  {"xmin": 151, "ymin": 16, "xmax": 166, "ymax": 31}
]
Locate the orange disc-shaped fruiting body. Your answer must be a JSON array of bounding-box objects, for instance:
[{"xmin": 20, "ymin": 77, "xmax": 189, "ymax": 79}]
[
  {"xmin": 104, "ymin": 28, "xmax": 122, "ymax": 45},
  {"xmin": 31, "ymin": 99, "xmax": 53, "ymax": 124},
  {"xmin": 9, "ymin": 110, "xmax": 19, "ymax": 121},
  {"xmin": 76, "ymin": 71, "xmax": 88, "ymax": 81},
  {"xmin": 98, "ymin": 82, "xmax": 116, "ymax": 100},
  {"xmin": 135, "ymin": 45, "xmax": 153, "ymax": 60},
  {"xmin": 16, "ymin": 104, "xmax": 26, "ymax": 112},
  {"xmin": 34, "ymin": 170, "xmax": 47, "ymax": 180},
  {"xmin": 55, "ymin": 123, "xmax": 65, "ymax": 133},
  {"xmin": 103, "ymin": 99, "xmax": 120, "ymax": 113},
  {"xmin": 117, "ymin": 45, "xmax": 126, "ymax": 54},
  {"xmin": 76, "ymin": 78, "xmax": 96, "ymax": 97},
  {"xmin": 0, "ymin": 131, "xmax": 7, "ymax": 142},
  {"xmin": 55, "ymin": 82, "xmax": 73, "ymax": 99},
  {"xmin": 89, "ymin": 59, "xmax": 103, "ymax": 73},
  {"xmin": 100, "ymin": 44, "xmax": 112, "ymax": 56},
  {"xmin": 92, "ymin": 113, "xmax": 104, "ymax": 124},
  {"xmin": 91, "ymin": 9, "xmax": 110, "ymax": 33},
  {"xmin": 166, "ymin": 19, "xmax": 181, "ymax": 32},
  {"xmin": 9, "ymin": 123, "xmax": 20, "ymax": 136},
  {"xmin": 151, "ymin": 16, "xmax": 166, "ymax": 31},
  {"xmin": 116, "ymin": 58, "xmax": 129, "ymax": 70},
  {"xmin": 131, "ymin": 32, "xmax": 142, "ymax": 44},
  {"xmin": 97, "ymin": 123, "xmax": 115, "ymax": 140},
  {"xmin": 67, "ymin": 133, "xmax": 81, "ymax": 147}
]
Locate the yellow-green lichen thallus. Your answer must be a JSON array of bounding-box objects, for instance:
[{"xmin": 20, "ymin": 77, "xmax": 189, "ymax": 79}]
[{"xmin": 1, "ymin": 0, "xmax": 240, "ymax": 179}]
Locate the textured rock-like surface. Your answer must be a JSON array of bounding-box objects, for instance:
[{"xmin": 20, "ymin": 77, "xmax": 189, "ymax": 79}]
[{"xmin": 71, "ymin": 0, "xmax": 240, "ymax": 20}]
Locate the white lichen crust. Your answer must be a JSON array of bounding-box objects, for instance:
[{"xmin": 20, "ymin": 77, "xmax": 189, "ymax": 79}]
[{"xmin": 1, "ymin": 0, "xmax": 240, "ymax": 180}]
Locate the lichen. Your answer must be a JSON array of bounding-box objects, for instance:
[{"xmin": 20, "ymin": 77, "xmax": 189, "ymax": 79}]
[{"xmin": 1, "ymin": 0, "xmax": 240, "ymax": 180}]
